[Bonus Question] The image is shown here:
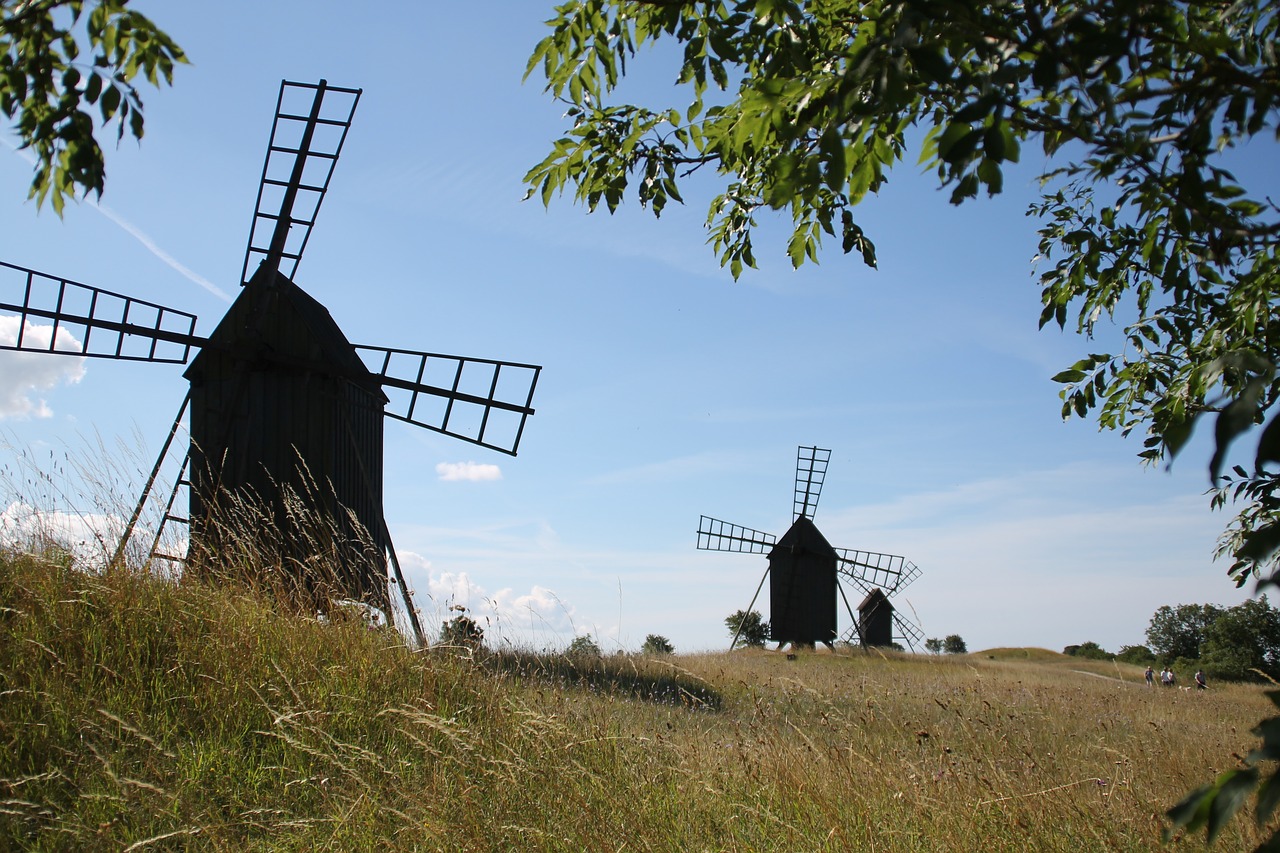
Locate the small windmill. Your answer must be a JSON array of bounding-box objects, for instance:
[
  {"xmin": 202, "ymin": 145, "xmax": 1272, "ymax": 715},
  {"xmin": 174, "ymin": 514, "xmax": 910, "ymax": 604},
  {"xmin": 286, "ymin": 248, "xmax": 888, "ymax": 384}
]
[
  {"xmin": 697, "ymin": 446, "xmax": 923, "ymax": 651},
  {"xmin": 0, "ymin": 80, "xmax": 541, "ymax": 644}
]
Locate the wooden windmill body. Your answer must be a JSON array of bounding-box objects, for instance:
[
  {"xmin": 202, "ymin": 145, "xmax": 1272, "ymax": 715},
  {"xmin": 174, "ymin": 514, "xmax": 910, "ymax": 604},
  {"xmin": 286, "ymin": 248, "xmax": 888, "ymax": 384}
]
[
  {"xmin": 184, "ymin": 264, "xmax": 393, "ymax": 610},
  {"xmin": 768, "ymin": 516, "xmax": 839, "ymax": 647},
  {"xmin": 698, "ymin": 446, "xmax": 924, "ymax": 651},
  {"xmin": 0, "ymin": 80, "xmax": 541, "ymax": 641}
]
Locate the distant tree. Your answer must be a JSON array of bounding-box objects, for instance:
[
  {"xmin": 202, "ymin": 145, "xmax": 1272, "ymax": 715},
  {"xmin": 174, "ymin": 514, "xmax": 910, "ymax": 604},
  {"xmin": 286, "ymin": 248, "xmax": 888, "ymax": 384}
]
[
  {"xmin": 1064, "ymin": 641, "xmax": 1112, "ymax": 661},
  {"xmin": 725, "ymin": 609, "xmax": 769, "ymax": 648},
  {"xmin": 439, "ymin": 613, "xmax": 484, "ymax": 650},
  {"xmin": 1200, "ymin": 596, "xmax": 1280, "ymax": 682},
  {"xmin": 641, "ymin": 634, "xmax": 674, "ymax": 655},
  {"xmin": 1, "ymin": 1, "xmax": 187, "ymax": 213},
  {"xmin": 567, "ymin": 634, "xmax": 602, "ymax": 658},
  {"xmin": 942, "ymin": 635, "xmax": 967, "ymax": 655},
  {"xmin": 1145, "ymin": 603, "xmax": 1225, "ymax": 663},
  {"xmin": 924, "ymin": 638, "xmax": 943, "ymax": 655},
  {"xmin": 1116, "ymin": 644, "xmax": 1156, "ymax": 665}
]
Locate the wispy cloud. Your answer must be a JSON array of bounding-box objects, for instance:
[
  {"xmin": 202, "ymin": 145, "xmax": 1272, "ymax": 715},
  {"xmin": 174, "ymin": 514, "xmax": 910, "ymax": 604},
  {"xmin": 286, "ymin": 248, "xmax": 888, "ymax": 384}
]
[
  {"xmin": 90, "ymin": 201, "xmax": 231, "ymax": 301},
  {"xmin": 585, "ymin": 448, "xmax": 753, "ymax": 486},
  {"xmin": 436, "ymin": 461, "xmax": 502, "ymax": 482}
]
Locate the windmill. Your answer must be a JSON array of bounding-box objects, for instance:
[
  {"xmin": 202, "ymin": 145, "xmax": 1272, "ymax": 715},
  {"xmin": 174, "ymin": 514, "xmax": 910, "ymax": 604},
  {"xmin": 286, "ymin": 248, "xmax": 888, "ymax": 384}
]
[
  {"xmin": 697, "ymin": 446, "xmax": 923, "ymax": 651},
  {"xmin": 0, "ymin": 80, "xmax": 541, "ymax": 644}
]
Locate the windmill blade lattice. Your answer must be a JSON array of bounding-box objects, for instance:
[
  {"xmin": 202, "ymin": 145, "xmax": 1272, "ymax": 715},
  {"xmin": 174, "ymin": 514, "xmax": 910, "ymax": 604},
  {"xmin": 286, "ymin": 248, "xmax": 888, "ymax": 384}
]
[
  {"xmin": 696, "ymin": 515, "xmax": 777, "ymax": 554},
  {"xmin": 0, "ymin": 261, "xmax": 199, "ymax": 363},
  {"xmin": 241, "ymin": 79, "xmax": 361, "ymax": 284},
  {"xmin": 355, "ymin": 345, "xmax": 540, "ymax": 456},
  {"xmin": 893, "ymin": 612, "xmax": 925, "ymax": 651},
  {"xmin": 836, "ymin": 549, "xmax": 921, "ymax": 597},
  {"xmin": 793, "ymin": 445, "xmax": 831, "ymax": 520}
]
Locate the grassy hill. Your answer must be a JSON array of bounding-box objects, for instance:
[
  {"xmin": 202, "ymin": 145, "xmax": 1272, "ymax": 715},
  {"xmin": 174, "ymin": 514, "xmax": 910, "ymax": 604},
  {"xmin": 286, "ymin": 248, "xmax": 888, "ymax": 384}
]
[{"xmin": 2, "ymin": 547, "xmax": 1276, "ymax": 851}]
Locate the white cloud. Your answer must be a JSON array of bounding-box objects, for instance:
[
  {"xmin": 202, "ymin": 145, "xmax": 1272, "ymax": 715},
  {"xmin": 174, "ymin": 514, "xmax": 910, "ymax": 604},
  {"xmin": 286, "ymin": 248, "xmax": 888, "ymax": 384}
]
[
  {"xmin": 436, "ymin": 461, "xmax": 502, "ymax": 482},
  {"xmin": 0, "ymin": 318, "xmax": 86, "ymax": 418},
  {"xmin": 393, "ymin": 550, "xmax": 580, "ymax": 648},
  {"xmin": 0, "ymin": 500, "xmax": 119, "ymax": 567}
]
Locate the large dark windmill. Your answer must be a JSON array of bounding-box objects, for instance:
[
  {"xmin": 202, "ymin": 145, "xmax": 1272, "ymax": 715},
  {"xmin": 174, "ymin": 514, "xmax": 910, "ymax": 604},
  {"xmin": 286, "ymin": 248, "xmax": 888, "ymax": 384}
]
[
  {"xmin": 0, "ymin": 80, "xmax": 540, "ymax": 643},
  {"xmin": 697, "ymin": 446, "xmax": 923, "ymax": 651}
]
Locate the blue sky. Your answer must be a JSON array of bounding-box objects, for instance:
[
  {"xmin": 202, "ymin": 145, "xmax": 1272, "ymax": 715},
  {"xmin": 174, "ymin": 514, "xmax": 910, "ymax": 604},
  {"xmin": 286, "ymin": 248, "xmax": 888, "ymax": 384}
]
[{"xmin": 0, "ymin": 1, "xmax": 1260, "ymax": 654}]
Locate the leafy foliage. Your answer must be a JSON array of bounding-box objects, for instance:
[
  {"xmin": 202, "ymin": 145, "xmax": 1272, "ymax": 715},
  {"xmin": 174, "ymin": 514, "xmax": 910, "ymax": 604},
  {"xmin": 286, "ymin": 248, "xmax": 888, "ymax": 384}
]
[
  {"xmin": 1063, "ymin": 641, "xmax": 1111, "ymax": 661},
  {"xmin": 641, "ymin": 633, "xmax": 674, "ymax": 655},
  {"xmin": 567, "ymin": 634, "xmax": 603, "ymax": 657},
  {"xmin": 1200, "ymin": 596, "xmax": 1280, "ymax": 682},
  {"xmin": 527, "ymin": 2, "xmax": 1279, "ymax": 841},
  {"xmin": 439, "ymin": 612, "xmax": 485, "ymax": 650},
  {"xmin": 525, "ymin": 0, "xmax": 1280, "ymax": 577},
  {"xmin": 924, "ymin": 637, "xmax": 942, "ymax": 655},
  {"xmin": 1145, "ymin": 603, "xmax": 1225, "ymax": 663},
  {"xmin": 724, "ymin": 608, "xmax": 769, "ymax": 648},
  {"xmin": 0, "ymin": 0, "xmax": 186, "ymax": 214},
  {"xmin": 1115, "ymin": 644, "xmax": 1155, "ymax": 665},
  {"xmin": 942, "ymin": 634, "xmax": 967, "ymax": 655}
]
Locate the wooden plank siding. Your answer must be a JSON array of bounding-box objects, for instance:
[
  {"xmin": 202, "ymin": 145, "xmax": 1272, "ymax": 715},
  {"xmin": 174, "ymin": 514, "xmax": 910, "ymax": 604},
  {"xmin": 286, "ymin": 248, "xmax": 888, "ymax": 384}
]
[
  {"xmin": 185, "ymin": 267, "xmax": 390, "ymax": 612},
  {"xmin": 767, "ymin": 516, "xmax": 838, "ymax": 647}
]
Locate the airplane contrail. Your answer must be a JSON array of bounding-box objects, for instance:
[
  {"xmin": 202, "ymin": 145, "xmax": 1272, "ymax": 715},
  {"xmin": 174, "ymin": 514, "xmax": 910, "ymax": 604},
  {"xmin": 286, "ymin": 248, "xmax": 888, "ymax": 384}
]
[
  {"xmin": 89, "ymin": 201, "xmax": 231, "ymax": 302},
  {"xmin": 5, "ymin": 141, "xmax": 232, "ymax": 302}
]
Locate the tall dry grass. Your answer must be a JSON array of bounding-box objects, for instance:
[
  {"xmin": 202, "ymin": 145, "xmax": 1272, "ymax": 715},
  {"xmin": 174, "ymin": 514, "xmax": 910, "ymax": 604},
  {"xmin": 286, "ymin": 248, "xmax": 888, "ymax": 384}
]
[
  {"xmin": 1, "ymin": 441, "xmax": 1276, "ymax": 849},
  {"xmin": 1, "ymin": 542, "xmax": 1276, "ymax": 851}
]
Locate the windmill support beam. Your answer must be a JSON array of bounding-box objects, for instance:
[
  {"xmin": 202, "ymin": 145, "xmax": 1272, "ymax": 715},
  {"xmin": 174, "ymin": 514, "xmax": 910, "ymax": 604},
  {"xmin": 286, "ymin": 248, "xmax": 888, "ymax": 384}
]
[
  {"xmin": 731, "ymin": 567, "xmax": 770, "ymax": 651},
  {"xmin": 111, "ymin": 392, "xmax": 191, "ymax": 571}
]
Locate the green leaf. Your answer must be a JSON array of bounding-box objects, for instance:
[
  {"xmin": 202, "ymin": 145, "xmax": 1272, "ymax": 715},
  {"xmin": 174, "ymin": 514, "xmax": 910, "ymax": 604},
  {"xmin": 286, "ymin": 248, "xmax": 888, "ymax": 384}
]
[
  {"xmin": 1165, "ymin": 768, "xmax": 1258, "ymax": 843},
  {"xmin": 1238, "ymin": 523, "xmax": 1280, "ymax": 565},
  {"xmin": 1255, "ymin": 412, "xmax": 1280, "ymax": 471}
]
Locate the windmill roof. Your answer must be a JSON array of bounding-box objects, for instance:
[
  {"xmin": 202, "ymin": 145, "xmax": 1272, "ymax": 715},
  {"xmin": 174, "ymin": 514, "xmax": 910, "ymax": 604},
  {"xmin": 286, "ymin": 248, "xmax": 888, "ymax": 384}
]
[
  {"xmin": 772, "ymin": 515, "xmax": 837, "ymax": 557},
  {"xmin": 186, "ymin": 264, "xmax": 383, "ymax": 396},
  {"xmin": 858, "ymin": 588, "xmax": 891, "ymax": 610}
]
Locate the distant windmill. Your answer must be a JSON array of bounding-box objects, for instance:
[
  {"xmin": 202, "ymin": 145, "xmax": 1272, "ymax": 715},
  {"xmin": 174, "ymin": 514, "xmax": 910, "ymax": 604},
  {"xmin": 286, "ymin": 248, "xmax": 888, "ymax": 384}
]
[
  {"xmin": 0, "ymin": 80, "xmax": 541, "ymax": 644},
  {"xmin": 697, "ymin": 446, "xmax": 923, "ymax": 651}
]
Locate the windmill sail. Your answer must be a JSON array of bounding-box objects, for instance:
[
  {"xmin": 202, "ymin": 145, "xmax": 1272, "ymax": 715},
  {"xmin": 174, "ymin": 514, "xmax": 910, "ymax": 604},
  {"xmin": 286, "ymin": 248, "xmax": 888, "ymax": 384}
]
[
  {"xmin": 701, "ymin": 445, "xmax": 925, "ymax": 650},
  {"xmin": 696, "ymin": 515, "xmax": 777, "ymax": 553},
  {"xmin": 355, "ymin": 345, "xmax": 540, "ymax": 456},
  {"xmin": 836, "ymin": 549, "xmax": 920, "ymax": 596},
  {"xmin": 0, "ymin": 261, "xmax": 199, "ymax": 363},
  {"xmin": 793, "ymin": 445, "xmax": 831, "ymax": 520},
  {"xmin": 241, "ymin": 79, "xmax": 361, "ymax": 285},
  {"xmin": 893, "ymin": 612, "xmax": 925, "ymax": 650}
]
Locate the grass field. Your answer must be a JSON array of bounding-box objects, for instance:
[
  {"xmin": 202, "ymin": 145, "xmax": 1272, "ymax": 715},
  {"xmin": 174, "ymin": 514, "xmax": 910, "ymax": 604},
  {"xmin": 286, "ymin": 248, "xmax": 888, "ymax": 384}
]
[{"xmin": 2, "ymin": 546, "xmax": 1277, "ymax": 851}]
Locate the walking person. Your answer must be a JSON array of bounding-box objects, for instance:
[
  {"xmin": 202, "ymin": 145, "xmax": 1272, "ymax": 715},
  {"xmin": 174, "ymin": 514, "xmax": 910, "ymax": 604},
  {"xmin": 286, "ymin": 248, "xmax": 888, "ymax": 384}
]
[
  {"xmin": 1145, "ymin": 665, "xmax": 1154, "ymax": 687},
  {"xmin": 1195, "ymin": 669, "xmax": 1207, "ymax": 690}
]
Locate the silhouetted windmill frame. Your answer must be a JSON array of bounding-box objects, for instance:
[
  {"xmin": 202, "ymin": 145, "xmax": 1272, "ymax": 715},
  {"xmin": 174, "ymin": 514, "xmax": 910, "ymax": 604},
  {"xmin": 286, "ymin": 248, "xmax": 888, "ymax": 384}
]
[
  {"xmin": 698, "ymin": 446, "xmax": 923, "ymax": 651},
  {"xmin": 0, "ymin": 80, "xmax": 542, "ymax": 645}
]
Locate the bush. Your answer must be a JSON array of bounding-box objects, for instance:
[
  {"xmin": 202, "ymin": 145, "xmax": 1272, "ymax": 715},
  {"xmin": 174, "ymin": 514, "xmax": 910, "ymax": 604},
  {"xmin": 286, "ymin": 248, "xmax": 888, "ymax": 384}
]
[
  {"xmin": 567, "ymin": 635, "xmax": 602, "ymax": 658},
  {"xmin": 725, "ymin": 610, "xmax": 769, "ymax": 648},
  {"xmin": 1064, "ymin": 641, "xmax": 1113, "ymax": 660},
  {"xmin": 641, "ymin": 634, "xmax": 674, "ymax": 655},
  {"xmin": 1116, "ymin": 644, "xmax": 1156, "ymax": 664},
  {"xmin": 439, "ymin": 613, "xmax": 484, "ymax": 649}
]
